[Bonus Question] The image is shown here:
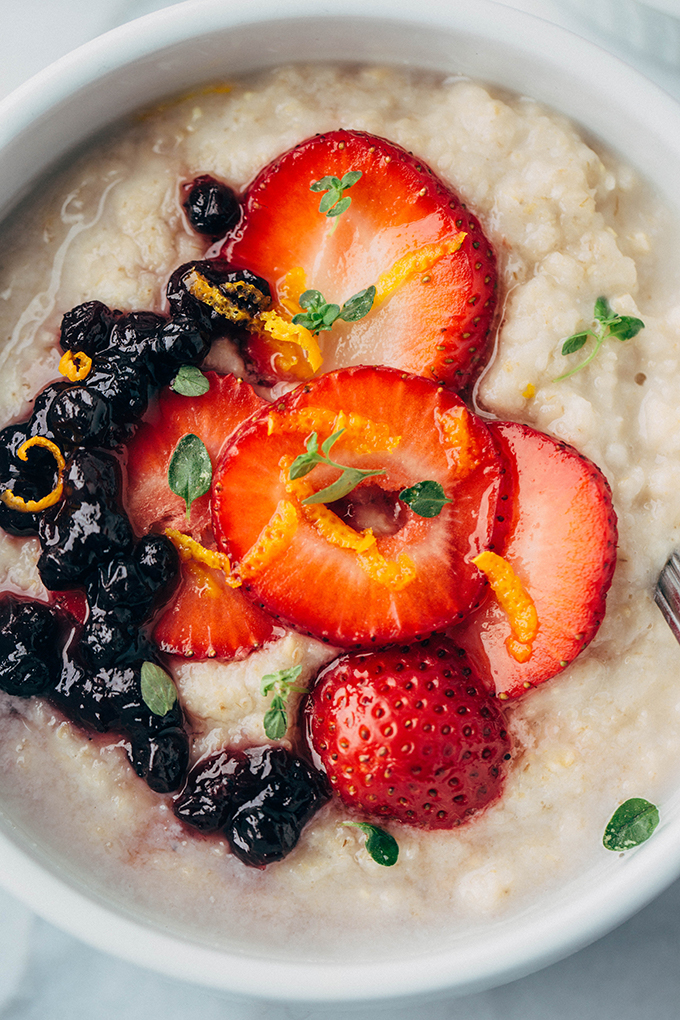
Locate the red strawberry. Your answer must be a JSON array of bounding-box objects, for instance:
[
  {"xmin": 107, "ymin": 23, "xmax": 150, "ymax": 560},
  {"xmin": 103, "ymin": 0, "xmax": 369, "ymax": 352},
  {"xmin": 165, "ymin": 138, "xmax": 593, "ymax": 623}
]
[
  {"xmin": 452, "ymin": 422, "xmax": 618, "ymax": 698},
  {"xmin": 153, "ymin": 559, "xmax": 279, "ymax": 660},
  {"xmin": 125, "ymin": 371, "xmax": 264, "ymax": 541},
  {"xmin": 125, "ymin": 371, "xmax": 277, "ymax": 660},
  {"xmin": 212, "ymin": 365, "xmax": 504, "ymax": 647},
  {"xmin": 306, "ymin": 635, "xmax": 512, "ymax": 829},
  {"xmin": 222, "ymin": 130, "xmax": 496, "ymax": 392}
]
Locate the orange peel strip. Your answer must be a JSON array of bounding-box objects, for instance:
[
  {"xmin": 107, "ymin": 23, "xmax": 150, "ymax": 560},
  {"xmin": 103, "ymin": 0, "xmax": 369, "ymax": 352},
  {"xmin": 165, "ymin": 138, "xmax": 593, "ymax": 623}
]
[
  {"xmin": 185, "ymin": 270, "xmax": 268, "ymax": 324},
  {"xmin": 0, "ymin": 437, "xmax": 65, "ymax": 513},
  {"xmin": 472, "ymin": 550, "xmax": 538, "ymax": 663},
  {"xmin": 257, "ymin": 309, "xmax": 323, "ymax": 373},
  {"xmin": 165, "ymin": 528, "xmax": 241, "ymax": 589},
  {"xmin": 434, "ymin": 405, "xmax": 481, "ymax": 478},
  {"xmin": 278, "ymin": 267, "xmax": 307, "ymax": 318},
  {"xmin": 357, "ymin": 546, "xmax": 417, "ymax": 592},
  {"xmin": 284, "ymin": 462, "xmax": 376, "ymax": 554},
  {"xmin": 373, "ymin": 233, "xmax": 467, "ymax": 307},
  {"xmin": 58, "ymin": 349, "xmax": 92, "ymax": 382},
  {"xmin": 238, "ymin": 499, "xmax": 299, "ymax": 580},
  {"xmin": 268, "ymin": 406, "xmax": 400, "ymax": 454}
]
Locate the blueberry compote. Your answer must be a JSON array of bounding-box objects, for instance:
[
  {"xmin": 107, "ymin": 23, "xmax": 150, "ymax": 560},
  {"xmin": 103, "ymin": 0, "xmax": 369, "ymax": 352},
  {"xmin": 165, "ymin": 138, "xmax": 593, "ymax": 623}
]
[
  {"xmin": 174, "ymin": 746, "xmax": 331, "ymax": 867},
  {"xmin": 0, "ymin": 183, "xmax": 332, "ymax": 863}
]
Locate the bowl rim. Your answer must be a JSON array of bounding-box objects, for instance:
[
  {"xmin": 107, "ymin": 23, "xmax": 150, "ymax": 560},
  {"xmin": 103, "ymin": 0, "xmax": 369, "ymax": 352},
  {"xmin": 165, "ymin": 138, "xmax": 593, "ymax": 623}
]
[{"xmin": 2, "ymin": 0, "xmax": 680, "ymax": 1003}]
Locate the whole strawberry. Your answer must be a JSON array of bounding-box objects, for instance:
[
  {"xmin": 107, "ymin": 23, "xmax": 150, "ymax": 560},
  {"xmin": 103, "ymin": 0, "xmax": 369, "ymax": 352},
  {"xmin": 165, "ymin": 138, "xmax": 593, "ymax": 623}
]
[{"xmin": 307, "ymin": 636, "xmax": 512, "ymax": 829}]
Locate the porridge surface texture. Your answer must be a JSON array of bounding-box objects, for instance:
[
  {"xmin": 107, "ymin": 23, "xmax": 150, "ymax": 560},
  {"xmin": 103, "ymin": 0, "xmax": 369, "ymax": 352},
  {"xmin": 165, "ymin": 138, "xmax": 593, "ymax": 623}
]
[{"xmin": 0, "ymin": 64, "xmax": 678, "ymax": 960}]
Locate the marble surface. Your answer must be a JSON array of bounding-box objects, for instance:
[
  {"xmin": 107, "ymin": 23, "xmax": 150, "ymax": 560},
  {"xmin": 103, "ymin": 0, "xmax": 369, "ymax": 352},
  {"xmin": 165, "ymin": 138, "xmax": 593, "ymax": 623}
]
[{"xmin": 1, "ymin": 2, "xmax": 680, "ymax": 1016}]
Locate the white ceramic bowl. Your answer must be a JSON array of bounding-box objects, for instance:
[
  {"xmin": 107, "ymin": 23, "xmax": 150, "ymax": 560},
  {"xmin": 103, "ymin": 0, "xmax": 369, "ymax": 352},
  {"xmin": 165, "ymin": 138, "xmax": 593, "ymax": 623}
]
[{"xmin": 2, "ymin": 0, "xmax": 680, "ymax": 1005}]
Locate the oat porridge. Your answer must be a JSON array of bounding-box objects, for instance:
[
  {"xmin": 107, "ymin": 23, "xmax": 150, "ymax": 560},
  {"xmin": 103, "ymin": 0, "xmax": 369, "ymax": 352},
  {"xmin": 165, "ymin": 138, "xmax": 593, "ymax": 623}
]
[{"xmin": 0, "ymin": 64, "xmax": 678, "ymax": 961}]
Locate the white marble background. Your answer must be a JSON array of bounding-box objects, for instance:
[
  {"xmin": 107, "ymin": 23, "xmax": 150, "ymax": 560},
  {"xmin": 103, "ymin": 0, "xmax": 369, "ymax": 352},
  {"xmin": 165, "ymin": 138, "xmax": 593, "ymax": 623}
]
[{"xmin": 2, "ymin": 1, "xmax": 680, "ymax": 1017}]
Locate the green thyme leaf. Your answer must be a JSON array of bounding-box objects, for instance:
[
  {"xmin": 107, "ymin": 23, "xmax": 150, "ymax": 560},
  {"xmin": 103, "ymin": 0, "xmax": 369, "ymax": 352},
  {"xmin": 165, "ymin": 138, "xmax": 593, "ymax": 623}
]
[
  {"xmin": 140, "ymin": 661, "xmax": 178, "ymax": 716},
  {"xmin": 310, "ymin": 169, "xmax": 362, "ymax": 218},
  {"xmin": 261, "ymin": 665, "xmax": 303, "ymax": 697},
  {"xmin": 561, "ymin": 332, "xmax": 589, "ymax": 356},
  {"xmin": 608, "ymin": 315, "xmax": 645, "ymax": 341},
  {"xmin": 320, "ymin": 429, "xmax": 346, "ymax": 458},
  {"xmin": 171, "ymin": 365, "xmax": 210, "ymax": 397},
  {"xmin": 603, "ymin": 798, "xmax": 659, "ymax": 851},
  {"xmin": 290, "ymin": 427, "xmax": 386, "ymax": 506},
  {"xmin": 289, "ymin": 432, "xmax": 322, "ymax": 479},
  {"xmin": 299, "ymin": 289, "xmax": 325, "ymax": 309},
  {"xmin": 302, "ymin": 465, "xmax": 385, "ymax": 506},
  {"xmin": 399, "ymin": 480, "xmax": 453, "ymax": 518},
  {"xmin": 293, "ymin": 285, "xmax": 375, "ymax": 336},
  {"xmin": 263, "ymin": 696, "xmax": 288, "ymax": 739},
  {"xmin": 168, "ymin": 433, "xmax": 212, "ymax": 519},
  {"xmin": 343, "ymin": 822, "xmax": 399, "ymax": 866},
  {"xmin": 310, "ymin": 175, "xmax": 340, "ymax": 193},
  {"xmin": 556, "ymin": 297, "xmax": 645, "ymax": 381},
  {"xmin": 339, "ymin": 285, "xmax": 376, "ymax": 322},
  {"xmin": 328, "ymin": 195, "xmax": 352, "ymax": 218},
  {"xmin": 261, "ymin": 665, "xmax": 305, "ymax": 739},
  {"xmin": 593, "ymin": 295, "xmax": 612, "ymax": 321}
]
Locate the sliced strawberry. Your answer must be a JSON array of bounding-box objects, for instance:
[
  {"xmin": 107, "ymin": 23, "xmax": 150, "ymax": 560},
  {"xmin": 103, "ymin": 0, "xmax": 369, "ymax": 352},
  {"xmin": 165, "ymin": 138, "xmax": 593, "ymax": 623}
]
[
  {"xmin": 222, "ymin": 130, "xmax": 497, "ymax": 392},
  {"xmin": 452, "ymin": 422, "xmax": 617, "ymax": 698},
  {"xmin": 124, "ymin": 371, "xmax": 277, "ymax": 660},
  {"xmin": 212, "ymin": 365, "xmax": 504, "ymax": 647},
  {"xmin": 307, "ymin": 635, "xmax": 512, "ymax": 829},
  {"xmin": 153, "ymin": 559, "xmax": 278, "ymax": 660},
  {"xmin": 124, "ymin": 371, "xmax": 264, "ymax": 541}
]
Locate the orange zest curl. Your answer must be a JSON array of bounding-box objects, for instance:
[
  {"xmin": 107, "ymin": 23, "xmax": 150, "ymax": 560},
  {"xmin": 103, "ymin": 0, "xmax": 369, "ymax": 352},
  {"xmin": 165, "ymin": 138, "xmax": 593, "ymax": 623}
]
[
  {"xmin": 0, "ymin": 437, "xmax": 65, "ymax": 513},
  {"xmin": 472, "ymin": 550, "xmax": 538, "ymax": 663},
  {"xmin": 373, "ymin": 234, "xmax": 467, "ymax": 307},
  {"xmin": 267, "ymin": 406, "xmax": 400, "ymax": 455},
  {"xmin": 357, "ymin": 546, "xmax": 417, "ymax": 592},
  {"xmin": 281, "ymin": 458, "xmax": 414, "ymax": 589},
  {"xmin": 435, "ymin": 405, "xmax": 481, "ymax": 478},
  {"xmin": 164, "ymin": 528, "xmax": 241, "ymax": 589},
  {"xmin": 58, "ymin": 349, "xmax": 92, "ymax": 382}
]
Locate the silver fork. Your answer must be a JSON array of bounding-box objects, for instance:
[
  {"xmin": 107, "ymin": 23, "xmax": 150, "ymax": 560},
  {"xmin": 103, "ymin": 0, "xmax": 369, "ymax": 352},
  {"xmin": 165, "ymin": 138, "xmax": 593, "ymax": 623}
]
[{"xmin": 655, "ymin": 551, "xmax": 680, "ymax": 644}]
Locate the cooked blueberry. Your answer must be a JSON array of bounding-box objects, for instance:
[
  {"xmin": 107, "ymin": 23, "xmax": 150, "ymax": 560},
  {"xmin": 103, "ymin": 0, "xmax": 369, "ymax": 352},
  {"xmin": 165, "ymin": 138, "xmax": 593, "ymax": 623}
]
[
  {"xmin": 53, "ymin": 656, "xmax": 180, "ymax": 734},
  {"xmin": 46, "ymin": 385, "xmax": 111, "ymax": 446},
  {"xmin": 166, "ymin": 260, "xmax": 270, "ymax": 332},
  {"xmin": 38, "ymin": 497, "xmax": 133, "ymax": 590},
  {"xmin": 134, "ymin": 534, "xmax": 180, "ymax": 597},
  {"xmin": 61, "ymin": 449, "xmax": 121, "ymax": 503},
  {"xmin": 86, "ymin": 554, "xmax": 154, "ymax": 616},
  {"xmin": 225, "ymin": 747, "xmax": 330, "ymax": 867},
  {"xmin": 0, "ymin": 422, "xmax": 60, "ymax": 535},
  {"xmin": 182, "ymin": 176, "xmax": 241, "ymax": 237},
  {"xmin": 78, "ymin": 609, "xmax": 142, "ymax": 669},
  {"xmin": 174, "ymin": 745, "xmax": 330, "ymax": 866},
  {"xmin": 174, "ymin": 749, "xmax": 246, "ymax": 831},
  {"xmin": 0, "ymin": 596, "xmax": 65, "ymax": 697},
  {"xmin": 129, "ymin": 726, "xmax": 189, "ymax": 793},
  {"xmin": 28, "ymin": 382, "xmax": 71, "ymax": 439},
  {"xmin": 106, "ymin": 311, "xmax": 166, "ymax": 361},
  {"xmin": 148, "ymin": 316, "xmax": 211, "ymax": 384},
  {"xmin": 60, "ymin": 301, "xmax": 118, "ymax": 355},
  {"xmin": 86, "ymin": 354, "xmax": 153, "ymax": 427}
]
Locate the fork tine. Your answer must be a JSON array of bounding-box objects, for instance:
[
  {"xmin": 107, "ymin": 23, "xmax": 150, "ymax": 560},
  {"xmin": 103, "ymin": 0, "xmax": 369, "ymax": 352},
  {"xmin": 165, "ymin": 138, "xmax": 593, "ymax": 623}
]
[{"xmin": 655, "ymin": 551, "xmax": 680, "ymax": 644}]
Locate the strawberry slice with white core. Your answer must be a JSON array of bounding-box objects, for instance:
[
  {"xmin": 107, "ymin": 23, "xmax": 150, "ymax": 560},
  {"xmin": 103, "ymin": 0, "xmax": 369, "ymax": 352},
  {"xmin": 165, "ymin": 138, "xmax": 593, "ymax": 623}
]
[
  {"xmin": 222, "ymin": 130, "xmax": 497, "ymax": 391},
  {"xmin": 211, "ymin": 365, "xmax": 504, "ymax": 647},
  {"xmin": 125, "ymin": 372, "xmax": 277, "ymax": 660},
  {"xmin": 452, "ymin": 422, "xmax": 617, "ymax": 698}
]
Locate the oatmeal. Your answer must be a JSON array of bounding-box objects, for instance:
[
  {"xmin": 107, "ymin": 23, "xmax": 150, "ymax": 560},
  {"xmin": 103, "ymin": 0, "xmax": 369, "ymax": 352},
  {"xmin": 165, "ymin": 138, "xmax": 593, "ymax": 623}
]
[{"xmin": 0, "ymin": 64, "xmax": 678, "ymax": 961}]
